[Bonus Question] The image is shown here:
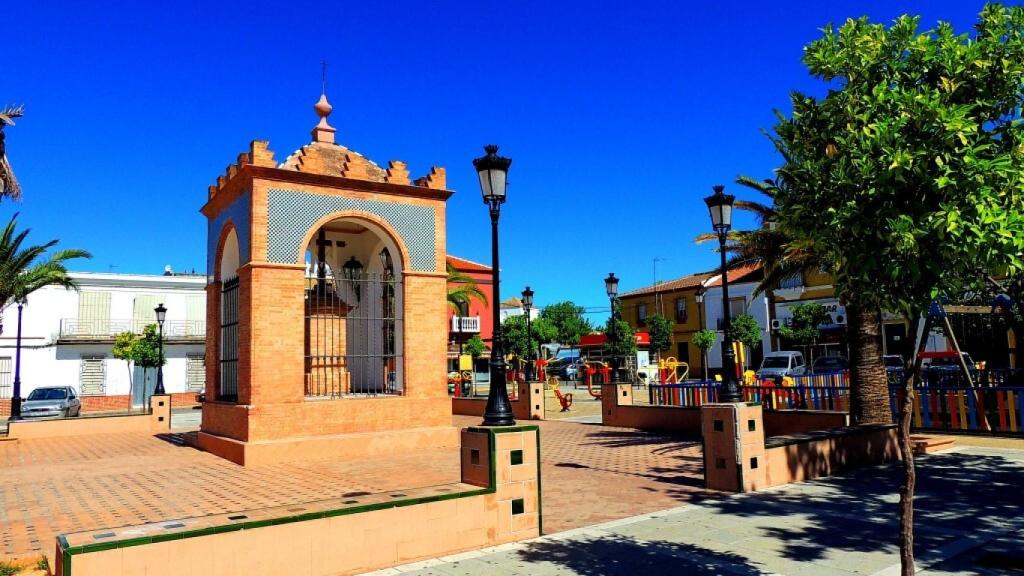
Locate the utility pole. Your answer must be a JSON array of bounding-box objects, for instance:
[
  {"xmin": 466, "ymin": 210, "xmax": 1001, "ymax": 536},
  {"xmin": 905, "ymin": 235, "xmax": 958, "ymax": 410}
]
[{"xmin": 653, "ymin": 257, "xmax": 665, "ymax": 316}]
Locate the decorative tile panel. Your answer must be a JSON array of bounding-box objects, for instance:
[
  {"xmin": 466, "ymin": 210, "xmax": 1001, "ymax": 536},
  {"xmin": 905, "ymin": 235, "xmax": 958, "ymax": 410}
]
[
  {"xmin": 266, "ymin": 188, "xmax": 436, "ymax": 271},
  {"xmin": 207, "ymin": 191, "xmax": 251, "ymax": 281}
]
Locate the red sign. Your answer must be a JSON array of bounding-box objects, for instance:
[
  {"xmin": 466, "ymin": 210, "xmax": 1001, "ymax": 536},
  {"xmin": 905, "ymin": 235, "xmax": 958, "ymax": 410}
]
[{"xmin": 579, "ymin": 332, "xmax": 649, "ymax": 348}]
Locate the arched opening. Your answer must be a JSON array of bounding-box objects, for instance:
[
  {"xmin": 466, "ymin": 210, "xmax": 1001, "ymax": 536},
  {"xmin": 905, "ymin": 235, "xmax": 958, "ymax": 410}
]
[
  {"xmin": 302, "ymin": 217, "xmax": 404, "ymax": 397},
  {"xmin": 218, "ymin": 227, "xmax": 240, "ymax": 401}
]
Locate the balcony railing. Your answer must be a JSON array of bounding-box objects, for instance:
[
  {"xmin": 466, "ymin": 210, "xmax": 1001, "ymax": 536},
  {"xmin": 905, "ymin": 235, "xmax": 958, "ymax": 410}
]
[
  {"xmin": 777, "ymin": 274, "xmax": 805, "ymax": 290},
  {"xmin": 450, "ymin": 316, "xmax": 481, "ymax": 333},
  {"xmin": 59, "ymin": 319, "xmax": 206, "ymax": 340}
]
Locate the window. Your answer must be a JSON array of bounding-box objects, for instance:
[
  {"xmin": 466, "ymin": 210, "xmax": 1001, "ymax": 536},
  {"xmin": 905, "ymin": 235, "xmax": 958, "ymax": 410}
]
[
  {"xmin": 186, "ymin": 354, "xmax": 206, "ymax": 391},
  {"xmin": 728, "ymin": 297, "xmax": 746, "ymax": 319},
  {"xmin": 0, "ymin": 357, "xmax": 11, "ymax": 399},
  {"xmin": 675, "ymin": 297, "xmax": 688, "ymax": 323},
  {"xmin": 80, "ymin": 356, "xmax": 106, "ymax": 395},
  {"xmin": 186, "ymin": 295, "xmax": 205, "ymax": 336},
  {"xmin": 637, "ymin": 303, "xmax": 647, "ymax": 326},
  {"xmin": 677, "ymin": 342, "xmax": 690, "ymax": 364},
  {"xmin": 78, "ymin": 291, "xmax": 111, "ymax": 336},
  {"xmin": 220, "ymin": 278, "xmax": 239, "ymax": 400},
  {"xmin": 133, "ymin": 294, "xmax": 165, "ymax": 333}
]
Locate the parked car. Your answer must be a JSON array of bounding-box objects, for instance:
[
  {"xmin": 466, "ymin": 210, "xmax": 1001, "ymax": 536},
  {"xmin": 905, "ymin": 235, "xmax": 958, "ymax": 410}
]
[
  {"xmin": 810, "ymin": 355, "xmax": 847, "ymax": 374},
  {"xmin": 20, "ymin": 386, "xmax": 81, "ymax": 419},
  {"xmin": 756, "ymin": 351, "xmax": 806, "ymax": 381},
  {"xmin": 925, "ymin": 353, "xmax": 979, "ymax": 385},
  {"xmin": 546, "ymin": 357, "xmax": 582, "ymax": 379}
]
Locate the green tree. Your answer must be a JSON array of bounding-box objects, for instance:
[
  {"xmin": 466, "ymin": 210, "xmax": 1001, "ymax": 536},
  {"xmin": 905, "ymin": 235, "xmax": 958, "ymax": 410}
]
[
  {"xmin": 446, "ymin": 263, "xmax": 488, "ymax": 312},
  {"xmin": 646, "ymin": 314, "xmax": 674, "ymax": 366},
  {"xmin": 112, "ymin": 332, "xmax": 139, "ymax": 389},
  {"xmin": 464, "ymin": 334, "xmax": 486, "ymax": 358},
  {"xmin": 0, "ymin": 214, "xmax": 90, "ymax": 310},
  {"xmin": 728, "ymin": 314, "xmax": 763, "ymax": 371},
  {"xmin": 777, "ymin": 303, "xmax": 830, "ymax": 364},
  {"xmin": 540, "ymin": 301, "xmax": 592, "ymax": 346},
  {"xmin": 771, "ymin": 7, "xmax": 1024, "ymax": 571},
  {"xmin": 131, "ymin": 324, "xmax": 166, "ymax": 386},
  {"xmin": 692, "ymin": 329, "xmax": 718, "ymax": 381},
  {"xmin": 499, "ymin": 315, "xmax": 557, "ymax": 362},
  {"xmin": 603, "ymin": 299, "xmax": 638, "ymax": 380}
]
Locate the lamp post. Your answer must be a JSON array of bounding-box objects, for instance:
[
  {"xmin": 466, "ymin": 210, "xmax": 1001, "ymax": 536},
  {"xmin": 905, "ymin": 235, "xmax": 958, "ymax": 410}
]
[
  {"xmin": 10, "ymin": 297, "xmax": 27, "ymax": 420},
  {"xmin": 154, "ymin": 303, "xmax": 167, "ymax": 396},
  {"xmin": 604, "ymin": 273, "xmax": 619, "ymax": 383},
  {"xmin": 695, "ymin": 287, "xmax": 709, "ymax": 381},
  {"xmin": 474, "ymin": 144, "xmax": 515, "ymax": 426},
  {"xmin": 522, "ymin": 286, "xmax": 535, "ymax": 382},
  {"xmin": 704, "ymin": 185, "xmax": 741, "ymax": 402}
]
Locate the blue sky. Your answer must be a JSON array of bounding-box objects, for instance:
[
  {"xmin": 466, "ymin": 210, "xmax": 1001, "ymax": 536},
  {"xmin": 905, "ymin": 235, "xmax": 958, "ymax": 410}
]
[{"xmin": 3, "ymin": 1, "xmax": 990, "ymax": 320}]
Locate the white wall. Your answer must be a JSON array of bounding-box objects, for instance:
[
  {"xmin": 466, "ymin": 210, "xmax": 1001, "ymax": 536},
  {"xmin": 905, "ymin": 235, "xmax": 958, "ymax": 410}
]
[
  {"xmin": 702, "ymin": 281, "xmax": 771, "ymax": 370},
  {"xmin": 0, "ymin": 272, "xmax": 206, "ymax": 400}
]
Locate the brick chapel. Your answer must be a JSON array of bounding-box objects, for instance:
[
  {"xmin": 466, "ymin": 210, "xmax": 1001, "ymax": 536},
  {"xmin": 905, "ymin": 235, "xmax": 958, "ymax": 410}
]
[{"xmin": 198, "ymin": 91, "xmax": 458, "ymax": 465}]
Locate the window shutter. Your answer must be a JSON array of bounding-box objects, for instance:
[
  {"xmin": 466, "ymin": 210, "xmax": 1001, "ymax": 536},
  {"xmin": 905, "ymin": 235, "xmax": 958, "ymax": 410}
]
[
  {"xmin": 80, "ymin": 356, "xmax": 106, "ymax": 395},
  {"xmin": 78, "ymin": 292, "xmax": 111, "ymax": 335}
]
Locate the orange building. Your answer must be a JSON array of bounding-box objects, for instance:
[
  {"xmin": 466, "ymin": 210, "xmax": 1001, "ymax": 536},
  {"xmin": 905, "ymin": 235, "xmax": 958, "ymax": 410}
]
[{"xmin": 446, "ymin": 255, "xmax": 494, "ymax": 362}]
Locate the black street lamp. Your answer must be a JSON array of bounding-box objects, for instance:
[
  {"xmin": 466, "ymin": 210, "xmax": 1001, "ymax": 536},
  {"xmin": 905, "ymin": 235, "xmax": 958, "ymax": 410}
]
[
  {"xmin": 604, "ymin": 273, "xmax": 619, "ymax": 382},
  {"xmin": 474, "ymin": 144, "xmax": 515, "ymax": 426},
  {"xmin": 154, "ymin": 303, "xmax": 167, "ymax": 396},
  {"xmin": 9, "ymin": 297, "xmax": 27, "ymax": 420},
  {"xmin": 522, "ymin": 286, "xmax": 535, "ymax": 382},
  {"xmin": 704, "ymin": 185, "xmax": 741, "ymax": 402}
]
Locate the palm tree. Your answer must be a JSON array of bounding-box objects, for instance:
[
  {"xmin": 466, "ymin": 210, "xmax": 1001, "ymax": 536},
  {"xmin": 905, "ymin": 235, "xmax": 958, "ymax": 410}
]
[
  {"xmin": 695, "ymin": 176, "xmax": 891, "ymax": 425},
  {"xmin": 0, "ymin": 214, "xmax": 91, "ymax": 309},
  {"xmin": 446, "ymin": 263, "xmax": 488, "ymax": 312}
]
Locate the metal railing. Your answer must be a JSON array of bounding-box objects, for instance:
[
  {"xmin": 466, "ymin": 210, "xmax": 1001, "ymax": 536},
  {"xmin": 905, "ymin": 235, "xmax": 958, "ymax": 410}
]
[
  {"xmin": 890, "ymin": 385, "xmax": 1024, "ymax": 436},
  {"xmin": 59, "ymin": 319, "xmax": 206, "ymax": 339},
  {"xmin": 649, "ymin": 382, "xmax": 851, "ymax": 411},
  {"xmin": 450, "ymin": 316, "xmax": 481, "ymax": 333}
]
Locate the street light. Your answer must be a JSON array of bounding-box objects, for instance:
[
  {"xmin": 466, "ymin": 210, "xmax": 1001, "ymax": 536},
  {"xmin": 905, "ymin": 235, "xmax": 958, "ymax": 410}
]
[
  {"xmin": 154, "ymin": 303, "xmax": 167, "ymax": 396},
  {"xmin": 604, "ymin": 273, "xmax": 619, "ymax": 383},
  {"xmin": 704, "ymin": 185, "xmax": 741, "ymax": 402},
  {"xmin": 9, "ymin": 296, "xmax": 27, "ymax": 420},
  {"xmin": 474, "ymin": 144, "xmax": 515, "ymax": 426},
  {"xmin": 522, "ymin": 286, "xmax": 535, "ymax": 382}
]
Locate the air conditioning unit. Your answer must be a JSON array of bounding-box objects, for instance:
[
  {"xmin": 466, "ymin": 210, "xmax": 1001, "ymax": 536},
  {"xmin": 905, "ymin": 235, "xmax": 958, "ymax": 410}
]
[
  {"xmin": 835, "ymin": 314, "xmax": 847, "ymax": 325},
  {"xmin": 770, "ymin": 319, "xmax": 782, "ymax": 330}
]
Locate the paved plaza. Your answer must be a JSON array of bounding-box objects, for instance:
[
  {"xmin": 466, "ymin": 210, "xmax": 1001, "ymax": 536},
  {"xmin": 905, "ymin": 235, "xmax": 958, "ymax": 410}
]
[
  {"xmin": 374, "ymin": 445, "xmax": 1024, "ymax": 576},
  {"xmin": 0, "ymin": 414, "xmax": 705, "ymax": 561}
]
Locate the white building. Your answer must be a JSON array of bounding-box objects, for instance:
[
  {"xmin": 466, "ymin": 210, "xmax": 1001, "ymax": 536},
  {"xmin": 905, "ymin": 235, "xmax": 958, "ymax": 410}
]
[
  {"xmin": 0, "ymin": 271, "xmax": 206, "ymax": 411},
  {"xmin": 499, "ymin": 297, "xmax": 539, "ymax": 324},
  {"xmin": 702, "ymin": 267, "xmax": 772, "ymax": 372}
]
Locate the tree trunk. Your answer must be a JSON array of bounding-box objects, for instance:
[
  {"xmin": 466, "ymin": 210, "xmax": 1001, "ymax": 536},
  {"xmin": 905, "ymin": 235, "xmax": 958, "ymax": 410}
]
[
  {"xmin": 847, "ymin": 302, "xmax": 893, "ymax": 424},
  {"xmin": 898, "ymin": 313, "xmax": 928, "ymax": 576}
]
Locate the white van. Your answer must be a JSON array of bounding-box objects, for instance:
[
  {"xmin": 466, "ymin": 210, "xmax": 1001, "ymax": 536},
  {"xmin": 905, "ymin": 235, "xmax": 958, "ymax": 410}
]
[{"xmin": 756, "ymin": 351, "xmax": 806, "ymax": 380}]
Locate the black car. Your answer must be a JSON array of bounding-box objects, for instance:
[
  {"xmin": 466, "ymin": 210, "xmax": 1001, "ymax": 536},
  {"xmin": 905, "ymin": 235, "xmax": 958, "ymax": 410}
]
[{"xmin": 810, "ymin": 356, "xmax": 847, "ymax": 374}]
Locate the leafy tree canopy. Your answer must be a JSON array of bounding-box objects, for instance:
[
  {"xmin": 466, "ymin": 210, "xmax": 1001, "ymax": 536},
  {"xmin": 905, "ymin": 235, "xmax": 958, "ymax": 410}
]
[
  {"xmin": 692, "ymin": 328, "xmax": 718, "ymax": 352},
  {"xmin": 540, "ymin": 301, "xmax": 592, "ymax": 346},
  {"xmin": 728, "ymin": 314, "xmax": 763, "ymax": 351},
  {"xmin": 603, "ymin": 300, "xmax": 638, "ymax": 359},
  {"xmin": 772, "ymin": 5, "xmax": 1024, "ymax": 316},
  {"xmin": 464, "ymin": 334, "xmax": 487, "ymax": 358},
  {"xmin": 646, "ymin": 314, "xmax": 674, "ymax": 355},
  {"xmin": 500, "ymin": 314, "xmax": 557, "ymax": 359},
  {"xmin": 778, "ymin": 303, "xmax": 830, "ymax": 345},
  {"xmin": 132, "ymin": 324, "xmax": 166, "ymax": 369}
]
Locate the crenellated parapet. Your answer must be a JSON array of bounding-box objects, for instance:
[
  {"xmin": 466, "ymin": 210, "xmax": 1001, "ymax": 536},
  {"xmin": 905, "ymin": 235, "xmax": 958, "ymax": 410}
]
[
  {"xmin": 414, "ymin": 166, "xmax": 447, "ymax": 190},
  {"xmin": 208, "ymin": 140, "xmax": 278, "ymax": 198}
]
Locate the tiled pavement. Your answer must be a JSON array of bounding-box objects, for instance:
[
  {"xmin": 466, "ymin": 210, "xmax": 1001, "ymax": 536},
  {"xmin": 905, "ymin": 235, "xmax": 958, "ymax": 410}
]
[
  {"xmin": 377, "ymin": 445, "xmax": 1024, "ymax": 576},
  {"xmin": 0, "ymin": 415, "xmax": 705, "ymax": 561}
]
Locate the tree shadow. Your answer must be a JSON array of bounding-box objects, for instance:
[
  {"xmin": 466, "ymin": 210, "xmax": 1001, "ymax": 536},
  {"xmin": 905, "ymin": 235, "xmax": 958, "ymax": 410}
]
[
  {"xmin": 696, "ymin": 450, "xmax": 1024, "ymax": 564},
  {"xmin": 515, "ymin": 534, "xmax": 772, "ymax": 575}
]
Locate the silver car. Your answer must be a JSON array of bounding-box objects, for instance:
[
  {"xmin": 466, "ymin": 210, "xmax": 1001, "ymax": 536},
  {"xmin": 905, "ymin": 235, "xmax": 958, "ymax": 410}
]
[{"xmin": 20, "ymin": 386, "xmax": 82, "ymax": 419}]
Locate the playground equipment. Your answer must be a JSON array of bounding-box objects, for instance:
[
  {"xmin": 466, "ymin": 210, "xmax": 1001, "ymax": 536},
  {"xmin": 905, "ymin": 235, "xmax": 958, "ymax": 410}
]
[
  {"xmin": 448, "ymin": 370, "xmax": 475, "ymax": 397},
  {"xmin": 548, "ymin": 375, "xmax": 573, "ymax": 409},
  {"xmin": 582, "ymin": 360, "xmax": 611, "ymax": 399},
  {"xmin": 657, "ymin": 357, "xmax": 689, "ymax": 384}
]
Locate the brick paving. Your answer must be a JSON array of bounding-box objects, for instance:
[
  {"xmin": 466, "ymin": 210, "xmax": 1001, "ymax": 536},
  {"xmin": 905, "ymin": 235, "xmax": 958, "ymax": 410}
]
[{"xmin": 0, "ymin": 416, "xmax": 706, "ymax": 561}]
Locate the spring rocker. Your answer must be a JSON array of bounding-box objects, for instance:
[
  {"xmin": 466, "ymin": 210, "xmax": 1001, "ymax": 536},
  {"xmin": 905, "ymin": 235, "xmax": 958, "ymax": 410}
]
[
  {"xmin": 547, "ymin": 376, "xmax": 574, "ymax": 412},
  {"xmin": 657, "ymin": 357, "xmax": 689, "ymax": 384}
]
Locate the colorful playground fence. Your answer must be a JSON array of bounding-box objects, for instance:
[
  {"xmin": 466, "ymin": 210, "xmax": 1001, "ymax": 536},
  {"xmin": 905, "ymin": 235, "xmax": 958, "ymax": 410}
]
[
  {"xmin": 650, "ymin": 383, "xmax": 850, "ymax": 412},
  {"xmin": 889, "ymin": 385, "xmax": 1024, "ymax": 436}
]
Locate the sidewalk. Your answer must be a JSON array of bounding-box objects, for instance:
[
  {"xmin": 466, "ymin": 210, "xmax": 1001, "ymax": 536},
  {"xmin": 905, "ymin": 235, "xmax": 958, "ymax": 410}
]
[{"xmin": 370, "ymin": 444, "xmax": 1024, "ymax": 576}]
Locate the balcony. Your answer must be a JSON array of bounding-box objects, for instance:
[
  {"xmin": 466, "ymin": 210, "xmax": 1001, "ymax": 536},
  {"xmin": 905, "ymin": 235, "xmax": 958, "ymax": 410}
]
[
  {"xmin": 450, "ymin": 316, "xmax": 481, "ymax": 334},
  {"xmin": 59, "ymin": 319, "xmax": 206, "ymax": 342}
]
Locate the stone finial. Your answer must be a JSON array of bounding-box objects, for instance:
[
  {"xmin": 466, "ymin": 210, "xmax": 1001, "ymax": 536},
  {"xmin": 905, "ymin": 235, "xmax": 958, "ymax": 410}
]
[{"xmin": 311, "ymin": 93, "xmax": 336, "ymax": 144}]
